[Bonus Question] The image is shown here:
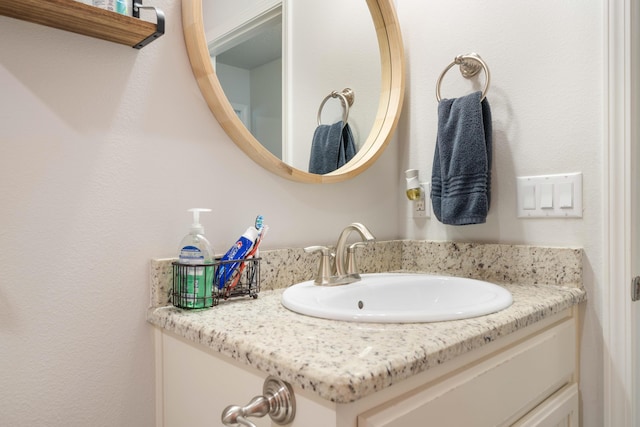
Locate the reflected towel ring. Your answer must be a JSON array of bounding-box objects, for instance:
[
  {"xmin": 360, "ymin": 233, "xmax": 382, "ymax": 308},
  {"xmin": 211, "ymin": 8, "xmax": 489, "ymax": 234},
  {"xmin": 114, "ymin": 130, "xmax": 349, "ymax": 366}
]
[
  {"xmin": 436, "ymin": 53, "xmax": 490, "ymax": 102},
  {"xmin": 317, "ymin": 88, "xmax": 355, "ymax": 127}
]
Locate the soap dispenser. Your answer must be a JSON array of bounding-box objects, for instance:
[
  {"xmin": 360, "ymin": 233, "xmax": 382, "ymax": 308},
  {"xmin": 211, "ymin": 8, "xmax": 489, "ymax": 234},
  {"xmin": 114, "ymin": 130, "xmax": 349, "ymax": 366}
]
[{"xmin": 177, "ymin": 208, "xmax": 215, "ymax": 308}]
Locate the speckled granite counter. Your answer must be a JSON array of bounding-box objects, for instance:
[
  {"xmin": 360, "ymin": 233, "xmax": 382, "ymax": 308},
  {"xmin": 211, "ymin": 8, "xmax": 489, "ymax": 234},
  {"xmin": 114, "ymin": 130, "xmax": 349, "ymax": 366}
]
[{"xmin": 147, "ymin": 240, "xmax": 586, "ymax": 404}]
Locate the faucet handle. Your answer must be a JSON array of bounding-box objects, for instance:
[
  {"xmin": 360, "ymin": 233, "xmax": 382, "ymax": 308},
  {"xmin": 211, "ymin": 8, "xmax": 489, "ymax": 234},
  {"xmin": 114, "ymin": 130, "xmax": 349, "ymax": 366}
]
[
  {"xmin": 304, "ymin": 245, "xmax": 331, "ymax": 256},
  {"xmin": 345, "ymin": 242, "xmax": 368, "ymax": 276},
  {"xmin": 304, "ymin": 246, "xmax": 334, "ymax": 285}
]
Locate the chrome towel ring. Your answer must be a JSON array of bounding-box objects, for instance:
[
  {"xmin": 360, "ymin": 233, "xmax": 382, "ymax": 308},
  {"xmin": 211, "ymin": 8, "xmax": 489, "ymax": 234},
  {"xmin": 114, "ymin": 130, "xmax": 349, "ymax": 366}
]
[
  {"xmin": 436, "ymin": 53, "xmax": 490, "ymax": 102},
  {"xmin": 317, "ymin": 88, "xmax": 355, "ymax": 126}
]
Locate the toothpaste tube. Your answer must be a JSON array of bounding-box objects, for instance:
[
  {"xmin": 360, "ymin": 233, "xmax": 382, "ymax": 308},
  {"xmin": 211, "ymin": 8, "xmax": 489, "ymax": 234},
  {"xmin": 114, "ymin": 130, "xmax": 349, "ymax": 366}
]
[
  {"xmin": 216, "ymin": 226, "xmax": 259, "ymax": 289},
  {"xmin": 227, "ymin": 224, "xmax": 269, "ymax": 291}
]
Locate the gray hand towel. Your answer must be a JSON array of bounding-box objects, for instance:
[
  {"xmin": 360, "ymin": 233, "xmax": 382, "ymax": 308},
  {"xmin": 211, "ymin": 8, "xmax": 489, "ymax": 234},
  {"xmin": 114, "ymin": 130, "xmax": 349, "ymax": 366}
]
[
  {"xmin": 431, "ymin": 91, "xmax": 492, "ymax": 225},
  {"xmin": 308, "ymin": 121, "xmax": 356, "ymax": 174}
]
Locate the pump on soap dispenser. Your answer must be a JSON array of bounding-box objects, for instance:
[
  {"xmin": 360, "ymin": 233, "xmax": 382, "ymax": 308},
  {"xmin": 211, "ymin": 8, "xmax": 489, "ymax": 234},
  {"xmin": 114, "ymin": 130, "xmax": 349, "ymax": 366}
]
[{"xmin": 177, "ymin": 208, "xmax": 215, "ymax": 309}]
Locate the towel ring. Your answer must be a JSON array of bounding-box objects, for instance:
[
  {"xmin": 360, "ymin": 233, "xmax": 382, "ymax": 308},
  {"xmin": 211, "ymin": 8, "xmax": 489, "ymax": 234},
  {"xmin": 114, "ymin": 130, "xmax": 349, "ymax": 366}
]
[
  {"xmin": 436, "ymin": 53, "xmax": 490, "ymax": 102},
  {"xmin": 317, "ymin": 88, "xmax": 355, "ymax": 127}
]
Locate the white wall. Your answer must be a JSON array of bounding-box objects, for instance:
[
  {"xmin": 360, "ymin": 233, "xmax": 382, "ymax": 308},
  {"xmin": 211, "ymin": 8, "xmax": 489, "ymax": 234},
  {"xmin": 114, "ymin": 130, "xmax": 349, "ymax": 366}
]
[
  {"xmin": 251, "ymin": 58, "xmax": 282, "ymax": 158},
  {"xmin": 0, "ymin": 1, "xmax": 399, "ymax": 426},
  {"xmin": 216, "ymin": 60, "xmax": 282, "ymax": 157},
  {"xmin": 396, "ymin": 1, "xmax": 604, "ymax": 425},
  {"xmin": 0, "ymin": 1, "xmax": 606, "ymax": 426},
  {"xmin": 215, "ymin": 62, "xmax": 251, "ymax": 118}
]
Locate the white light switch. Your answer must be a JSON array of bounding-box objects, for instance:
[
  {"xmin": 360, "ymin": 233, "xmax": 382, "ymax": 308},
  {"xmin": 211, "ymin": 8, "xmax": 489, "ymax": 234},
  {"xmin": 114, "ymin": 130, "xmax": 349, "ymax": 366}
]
[
  {"xmin": 523, "ymin": 185, "xmax": 536, "ymax": 210},
  {"xmin": 540, "ymin": 183, "xmax": 554, "ymax": 209},
  {"xmin": 516, "ymin": 173, "xmax": 582, "ymax": 218},
  {"xmin": 558, "ymin": 182, "xmax": 573, "ymax": 208}
]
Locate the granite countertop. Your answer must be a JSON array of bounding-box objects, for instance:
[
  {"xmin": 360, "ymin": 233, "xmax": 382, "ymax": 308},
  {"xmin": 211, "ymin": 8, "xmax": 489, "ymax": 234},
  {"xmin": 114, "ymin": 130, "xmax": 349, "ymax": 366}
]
[
  {"xmin": 148, "ymin": 240, "xmax": 586, "ymax": 403},
  {"xmin": 147, "ymin": 280, "xmax": 585, "ymax": 403}
]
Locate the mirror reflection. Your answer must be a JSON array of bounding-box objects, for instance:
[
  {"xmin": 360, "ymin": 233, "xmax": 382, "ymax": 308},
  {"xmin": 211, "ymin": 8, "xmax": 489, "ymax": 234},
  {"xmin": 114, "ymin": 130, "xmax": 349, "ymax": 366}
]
[{"xmin": 203, "ymin": 0, "xmax": 382, "ymax": 174}]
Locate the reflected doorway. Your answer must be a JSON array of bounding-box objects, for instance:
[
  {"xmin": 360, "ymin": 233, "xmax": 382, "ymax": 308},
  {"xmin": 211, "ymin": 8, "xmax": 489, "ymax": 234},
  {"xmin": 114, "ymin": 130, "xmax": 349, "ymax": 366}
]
[{"xmin": 210, "ymin": 7, "xmax": 283, "ymax": 159}]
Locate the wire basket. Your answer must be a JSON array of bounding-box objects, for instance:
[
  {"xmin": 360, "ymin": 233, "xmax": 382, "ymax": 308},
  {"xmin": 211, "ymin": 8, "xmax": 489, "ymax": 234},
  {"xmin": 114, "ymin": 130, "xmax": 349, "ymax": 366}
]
[{"xmin": 171, "ymin": 257, "xmax": 260, "ymax": 309}]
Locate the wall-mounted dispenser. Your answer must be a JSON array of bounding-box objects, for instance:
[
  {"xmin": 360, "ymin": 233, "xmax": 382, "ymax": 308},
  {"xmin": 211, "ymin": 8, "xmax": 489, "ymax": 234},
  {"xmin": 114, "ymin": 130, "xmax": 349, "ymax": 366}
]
[{"xmin": 405, "ymin": 169, "xmax": 429, "ymax": 218}]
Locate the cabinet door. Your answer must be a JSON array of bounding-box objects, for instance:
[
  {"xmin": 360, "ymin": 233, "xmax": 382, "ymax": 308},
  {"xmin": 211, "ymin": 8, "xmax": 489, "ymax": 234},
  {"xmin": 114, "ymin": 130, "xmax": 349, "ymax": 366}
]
[
  {"xmin": 512, "ymin": 383, "xmax": 579, "ymax": 427},
  {"xmin": 358, "ymin": 319, "xmax": 576, "ymax": 427},
  {"xmin": 160, "ymin": 331, "xmax": 271, "ymax": 427},
  {"xmin": 158, "ymin": 330, "xmax": 341, "ymax": 427}
]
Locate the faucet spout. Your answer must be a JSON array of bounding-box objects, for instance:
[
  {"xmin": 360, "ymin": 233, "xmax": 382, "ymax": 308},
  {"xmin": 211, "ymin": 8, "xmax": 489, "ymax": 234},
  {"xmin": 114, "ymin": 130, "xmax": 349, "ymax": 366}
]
[{"xmin": 335, "ymin": 223, "xmax": 375, "ymax": 278}]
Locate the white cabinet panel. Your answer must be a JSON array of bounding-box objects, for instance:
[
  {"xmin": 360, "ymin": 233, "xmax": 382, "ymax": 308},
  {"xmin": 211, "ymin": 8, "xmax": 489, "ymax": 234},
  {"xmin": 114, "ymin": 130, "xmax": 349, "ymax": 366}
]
[
  {"xmin": 160, "ymin": 332, "xmax": 270, "ymax": 427},
  {"xmin": 358, "ymin": 319, "xmax": 575, "ymax": 427},
  {"xmin": 158, "ymin": 331, "xmax": 339, "ymax": 427},
  {"xmin": 512, "ymin": 383, "xmax": 579, "ymax": 427}
]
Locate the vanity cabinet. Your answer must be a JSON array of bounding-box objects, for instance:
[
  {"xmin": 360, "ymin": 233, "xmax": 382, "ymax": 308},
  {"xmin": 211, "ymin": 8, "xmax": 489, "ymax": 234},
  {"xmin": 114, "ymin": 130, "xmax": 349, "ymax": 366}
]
[{"xmin": 153, "ymin": 309, "xmax": 579, "ymax": 427}]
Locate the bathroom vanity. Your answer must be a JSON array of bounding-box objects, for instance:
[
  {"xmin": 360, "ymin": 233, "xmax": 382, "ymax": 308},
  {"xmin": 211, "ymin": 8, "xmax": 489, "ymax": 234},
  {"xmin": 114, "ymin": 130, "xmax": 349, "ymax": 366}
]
[{"xmin": 147, "ymin": 241, "xmax": 585, "ymax": 427}]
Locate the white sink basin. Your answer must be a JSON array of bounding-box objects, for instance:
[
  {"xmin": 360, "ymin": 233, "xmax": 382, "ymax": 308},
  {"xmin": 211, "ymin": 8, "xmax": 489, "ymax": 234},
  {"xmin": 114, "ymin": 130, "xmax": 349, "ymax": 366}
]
[{"xmin": 281, "ymin": 273, "xmax": 513, "ymax": 323}]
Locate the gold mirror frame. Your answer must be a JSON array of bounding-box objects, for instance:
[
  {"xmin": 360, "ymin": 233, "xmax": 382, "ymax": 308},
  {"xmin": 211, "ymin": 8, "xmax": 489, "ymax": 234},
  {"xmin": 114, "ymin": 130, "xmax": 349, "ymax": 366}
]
[{"xmin": 182, "ymin": 0, "xmax": 405, "ymax": 184}]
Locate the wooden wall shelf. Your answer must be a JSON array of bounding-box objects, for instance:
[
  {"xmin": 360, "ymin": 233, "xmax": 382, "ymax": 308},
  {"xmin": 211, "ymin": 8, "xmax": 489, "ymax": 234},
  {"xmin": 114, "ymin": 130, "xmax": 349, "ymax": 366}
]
[{"xmin": 0, "ymin": 0, "xmax": 164, "ymax": 49}]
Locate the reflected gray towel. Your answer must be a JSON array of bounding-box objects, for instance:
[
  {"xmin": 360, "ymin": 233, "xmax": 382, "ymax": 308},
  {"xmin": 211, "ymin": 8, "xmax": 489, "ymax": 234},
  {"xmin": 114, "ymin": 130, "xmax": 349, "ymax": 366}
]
[
  {"xmin": 308, "ymin": 121, "xmax": 356, "ymax": 174},
  {"xmin": 431, "ymin": 91, "xmax": 492, "ymax": 225}
]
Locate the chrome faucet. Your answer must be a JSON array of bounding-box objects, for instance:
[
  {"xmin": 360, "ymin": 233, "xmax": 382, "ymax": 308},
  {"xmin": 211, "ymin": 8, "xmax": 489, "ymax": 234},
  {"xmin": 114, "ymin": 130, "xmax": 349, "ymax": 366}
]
[{"xmin": 304, "ymin": 223, "xmax": 375, "ymax": 286}]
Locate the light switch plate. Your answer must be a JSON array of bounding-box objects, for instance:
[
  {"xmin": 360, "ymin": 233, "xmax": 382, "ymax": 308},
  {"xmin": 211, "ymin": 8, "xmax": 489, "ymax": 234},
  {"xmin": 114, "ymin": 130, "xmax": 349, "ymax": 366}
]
[{"xmin": 516, "ymin": 173, "xmax": 583, "ymax": 218}]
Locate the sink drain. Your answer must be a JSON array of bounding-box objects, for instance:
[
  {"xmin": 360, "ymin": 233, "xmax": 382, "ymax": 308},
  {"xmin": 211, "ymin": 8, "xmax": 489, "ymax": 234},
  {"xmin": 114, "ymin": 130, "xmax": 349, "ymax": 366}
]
[{"xmin": 358, "ymin": 300, "xmax": 364, "ymax": 309}]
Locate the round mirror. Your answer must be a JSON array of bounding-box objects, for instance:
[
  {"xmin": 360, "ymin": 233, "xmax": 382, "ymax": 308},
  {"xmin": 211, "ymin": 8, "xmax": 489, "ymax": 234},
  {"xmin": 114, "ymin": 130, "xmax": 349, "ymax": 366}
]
[{"xmin": 183, "ymin": 0, "xmax": 405, "ymax": 183}]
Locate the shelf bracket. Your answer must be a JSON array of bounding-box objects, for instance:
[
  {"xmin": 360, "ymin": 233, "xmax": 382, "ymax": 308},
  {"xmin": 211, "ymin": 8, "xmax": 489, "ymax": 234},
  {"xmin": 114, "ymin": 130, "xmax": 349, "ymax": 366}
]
[{"xmin": 132, "ymin": 1, "xmax": 165, "ymax": 49}]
